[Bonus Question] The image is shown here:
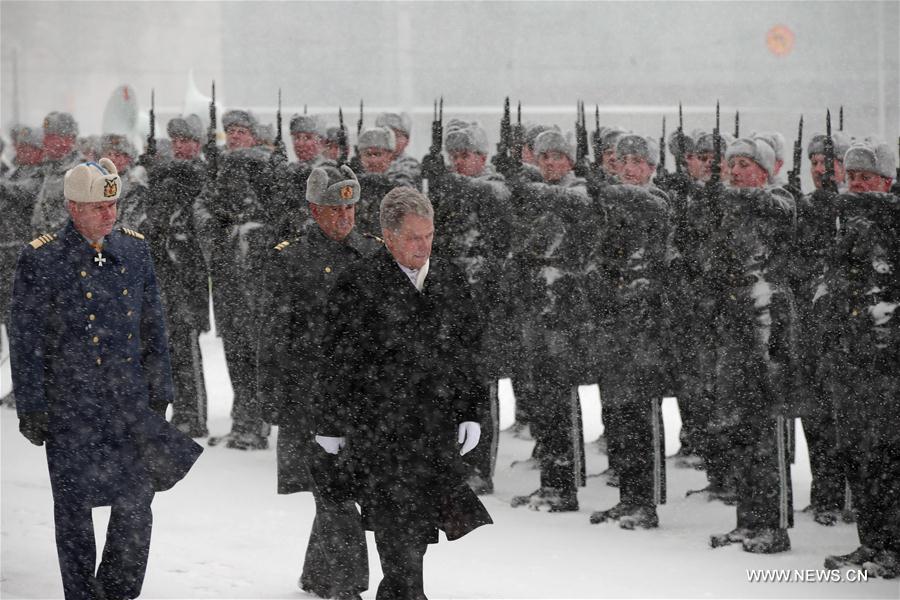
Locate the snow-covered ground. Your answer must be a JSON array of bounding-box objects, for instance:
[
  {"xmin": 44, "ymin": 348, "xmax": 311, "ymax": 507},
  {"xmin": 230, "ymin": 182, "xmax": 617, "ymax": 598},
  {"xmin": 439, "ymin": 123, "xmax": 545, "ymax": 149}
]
[{"xmin": 1, "ymin": 328, "xmax": 895, "ymax": 599}]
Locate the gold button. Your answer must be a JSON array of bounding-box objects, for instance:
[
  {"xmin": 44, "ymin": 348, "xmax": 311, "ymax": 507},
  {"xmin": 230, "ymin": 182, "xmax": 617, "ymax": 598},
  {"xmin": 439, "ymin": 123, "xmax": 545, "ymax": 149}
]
[
  {"xmin": 126, "ymin": 357, "xmax": 133, "ymax": 363},
  {"xmin": 80, "ymin": 270, "xmax": 87, "ymax": 277},
  {"xmin": 89, "ymin": 314, "xmax": 96, "ymax": 321},
  {"xmin": 851, "ymin": 309, "xmax": 858, "ymax": 316},
  {"xmin": 127, "ymin": 310, "xmax": 133, "ymax": 317},
  {"xmin": 120, "ymin": 267, "xmax": 126, "ymax": 274},
  {"xmin": 92, "ymin": 336, "xmax": 99, "ymax": 344},
  {"xmin": 86, "ymin": 292, "xmax": 93, "ymax": 299},
  {"xmin": 96, "ymin": 357, "xmax": 102, "ymax": 366},
  {"xmin": 127, "ymin": 333, "xmax": 133, "ymax": 340},
  {"xmin": 324, "ymin": 266, "xmax": 332, "ymax": 273},
  {"xmin": 123, "ymin": 289, "xmax": 128, "ymax": 296}
]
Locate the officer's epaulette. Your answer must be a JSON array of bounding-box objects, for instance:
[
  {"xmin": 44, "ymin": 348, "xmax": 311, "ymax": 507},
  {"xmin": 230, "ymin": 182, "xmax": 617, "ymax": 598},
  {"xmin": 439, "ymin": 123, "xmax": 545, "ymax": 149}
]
[
  {"xmin": 28, "ymin": 233, "xmax": 57, "ymax": 249},
  {"xmin": 120, "ymin": 227, "xmax": 145, "ymax": 240},
  {"xmin": 362, "ymin": 232, "xmax": 384, "ymax": 245},
  {"xmin": 274, "ymin": 236, "xmax": 303, "ymax": 252}
]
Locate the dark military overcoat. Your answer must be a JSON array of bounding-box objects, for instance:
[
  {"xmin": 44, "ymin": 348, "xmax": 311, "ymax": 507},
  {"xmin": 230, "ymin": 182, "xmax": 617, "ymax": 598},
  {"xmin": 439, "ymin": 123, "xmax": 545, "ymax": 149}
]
[
  {"xmin": 256, "ymin": 226, "xmax": 379, "ymax": 494},
  {"xmin": 9, "ymin": 221, "xmax": 202, "ymax": 506}
]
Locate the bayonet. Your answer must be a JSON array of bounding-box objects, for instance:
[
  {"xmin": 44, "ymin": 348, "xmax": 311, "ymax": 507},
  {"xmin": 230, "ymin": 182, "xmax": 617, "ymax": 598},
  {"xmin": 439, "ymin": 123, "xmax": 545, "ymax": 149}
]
[{"xmin": 823, "ymin": 109, "xmax": 837, "ymax": 193}]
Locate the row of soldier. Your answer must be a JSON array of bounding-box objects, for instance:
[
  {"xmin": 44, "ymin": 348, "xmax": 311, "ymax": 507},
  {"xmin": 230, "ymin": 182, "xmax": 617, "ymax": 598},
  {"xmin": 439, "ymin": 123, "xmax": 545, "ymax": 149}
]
[{"xmin": 1, "ymin": 102, "xmax": 898, "ymax": 579}]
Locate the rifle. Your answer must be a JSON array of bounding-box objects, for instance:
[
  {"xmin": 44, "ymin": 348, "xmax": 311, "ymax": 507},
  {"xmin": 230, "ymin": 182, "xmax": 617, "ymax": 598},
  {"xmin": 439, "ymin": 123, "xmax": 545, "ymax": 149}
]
[
  {"xmin": 656, "ymin": 116, "xmax": 667, "ymax": 179},
  {"xmin": 592, "ymin": 104, "xmax": 601, "ymax": 165},
  {"xmin": 710, "ymin": 101, "xmax": 722, "ymax": 187},
  {"xmin": 205, "ymin": 81, "xmax": 218, "ymax": 181},
  {"xmin": 422, "ymin": 97, "xmax": 443, "ymax": 194},
  {"xmin": 337, "ymin": 107, "xmax": 349, "ymax": 166},
  {"xmin": 734, "ymin": 110, "xmax": 740, "ymax": 138},
  {"xmin": 272, "ymin": 88, "xmax": 287, "ymax": 163},
  {"xmin": 354, "ymin": 99, "xmax": 363, "ymax": 159},
  {"xmin": 675, "ymin": 102, "xmax": 686, "ymax": 174},
  {"xmin": 822, "ymin": 109, "xmax": 837, "ymax": 193},
  {"xmin": 146, "ymin": 89, "xmax": 156, "ymax": 159},
  {"xmin": 788, "ymin": 115, "xmax": 803, "ymax": 194},
  {"xmin": 839, "ymin": 105, "xmax": 844, "ymax": 132},
  {"xmin": 512, "ymin": 100, "xmax": 523, "ymax": 166},
  {"xmin": 896, "ymin": 136, "xmax": 900, "ymax": 183},
  {"xmin": 575, "ymin": 100, "xmax": 588, "ymax": 164},
  {"xmin": 497, "ymin": 96, "xmax": 511, "ymax": 160}
]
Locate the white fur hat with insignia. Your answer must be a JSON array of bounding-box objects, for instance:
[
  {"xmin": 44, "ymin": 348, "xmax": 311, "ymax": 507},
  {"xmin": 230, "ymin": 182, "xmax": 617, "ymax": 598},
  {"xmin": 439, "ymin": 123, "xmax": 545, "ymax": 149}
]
[{"xmin": 64, "ymin": 158, "xmax": 122, "ymax": 203}]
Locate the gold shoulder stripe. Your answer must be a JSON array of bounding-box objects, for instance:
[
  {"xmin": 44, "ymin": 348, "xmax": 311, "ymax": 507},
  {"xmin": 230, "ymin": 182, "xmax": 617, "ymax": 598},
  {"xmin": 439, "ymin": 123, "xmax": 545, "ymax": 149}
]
[
  {"xmin": 274, "ymin": 240, "xmax": 291, "ymax": 251},
  {"xmin": 29, "ymin": 233, "xmax": 57, "ymax": 249},
  {"xmin": 121, "ymin": 227, "xmax": 145, "ymax": 240},
  {"xmin": 362, "ymin": 232, "xmax": 384, "ymax": 244}
]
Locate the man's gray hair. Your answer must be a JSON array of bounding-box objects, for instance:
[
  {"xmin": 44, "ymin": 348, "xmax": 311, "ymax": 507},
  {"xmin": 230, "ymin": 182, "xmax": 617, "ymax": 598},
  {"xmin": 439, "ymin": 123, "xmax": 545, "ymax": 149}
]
[{"xmin": 379, "ymin": 187, "xmax": 434, "ymax": 232}]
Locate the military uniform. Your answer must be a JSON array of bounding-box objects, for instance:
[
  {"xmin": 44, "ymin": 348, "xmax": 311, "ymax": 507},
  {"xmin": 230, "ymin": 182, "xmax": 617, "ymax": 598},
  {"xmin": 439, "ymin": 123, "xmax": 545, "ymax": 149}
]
[
  {"xmin": 588, "ymin": 184, "xmax": 671, "ymax": 528},
  {"xmin": 430, "ymin": 165, "xmax": 513, "ymax": 494},
  {"xmin": 508, "ymin": 169, "xmax": 592, "ymax": 511},
  {"xmin": 195, "ymin": 147, "xmax": 273, "ymax": 448},
  {"xmin": 819, "ymin": 192, "xmax": 900, "ymax": 574},
  {"xmin": 114, "ymin": 165, "xmax": 150, "ymax": 230},
  {"xmin": 1, "ymin": 161, "xmax": 44, "ymax": 333},
  {"xmin": 10, "ymin": 218, "xmax": 202, "ymax": 599},
  {"xmin": 145, "ymin": 157, "xmax": 211, "ymax": 437},
  {"xmin": 258, "ymin": 224, "xmax": 379, "ymax": 598},
  {"xmin": 708, "ymin": 186, "xmax": 798, "ymax": 553}
]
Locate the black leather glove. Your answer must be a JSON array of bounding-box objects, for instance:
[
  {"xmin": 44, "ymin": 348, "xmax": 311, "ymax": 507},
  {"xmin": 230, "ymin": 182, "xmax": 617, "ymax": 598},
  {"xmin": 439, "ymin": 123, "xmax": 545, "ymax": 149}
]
[{"xmin": 19, "ymin": 412, "xmax": 49, "ymax": 446}]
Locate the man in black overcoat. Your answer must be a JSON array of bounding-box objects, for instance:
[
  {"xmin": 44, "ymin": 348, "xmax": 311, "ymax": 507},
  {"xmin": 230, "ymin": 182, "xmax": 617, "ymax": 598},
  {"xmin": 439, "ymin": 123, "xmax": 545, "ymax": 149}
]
[{"xmin": 315, "ymin": 186, "xmax": 492, "ymax": 600}]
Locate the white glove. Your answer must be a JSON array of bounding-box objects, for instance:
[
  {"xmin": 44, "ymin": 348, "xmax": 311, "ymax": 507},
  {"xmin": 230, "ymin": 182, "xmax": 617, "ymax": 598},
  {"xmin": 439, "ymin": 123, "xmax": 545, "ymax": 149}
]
[
  {"xmin": 457, "ymin": 421, "xmax": 481, "ymax": 456},
  {"xmin": 315, "ymin": 435, "xmax": 346, "ymax": 455}
]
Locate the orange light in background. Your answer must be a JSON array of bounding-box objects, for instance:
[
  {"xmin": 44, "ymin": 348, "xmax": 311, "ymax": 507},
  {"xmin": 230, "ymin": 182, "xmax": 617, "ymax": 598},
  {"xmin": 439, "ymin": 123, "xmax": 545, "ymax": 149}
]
[{"xmin": 767, "ymin": 25, "xmax": 795, "ymax": 57}]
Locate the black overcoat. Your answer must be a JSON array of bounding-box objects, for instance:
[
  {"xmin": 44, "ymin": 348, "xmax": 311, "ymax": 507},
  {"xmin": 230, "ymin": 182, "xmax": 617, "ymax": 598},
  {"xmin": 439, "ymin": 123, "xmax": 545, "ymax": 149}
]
[{"xmin": 316, "ymin": 248, "xmax": 492, "ymax": 543}]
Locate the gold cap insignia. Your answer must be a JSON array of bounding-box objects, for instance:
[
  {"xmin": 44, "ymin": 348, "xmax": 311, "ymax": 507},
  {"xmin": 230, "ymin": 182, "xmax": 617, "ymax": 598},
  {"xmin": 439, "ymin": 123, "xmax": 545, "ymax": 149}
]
[
  {"xmin": 103, "ymin": 178, "xmax": 118, "ymax": 198},
  {"xmin": 340, "ymin": 185, "xmax": 354, "ymax": 200}
]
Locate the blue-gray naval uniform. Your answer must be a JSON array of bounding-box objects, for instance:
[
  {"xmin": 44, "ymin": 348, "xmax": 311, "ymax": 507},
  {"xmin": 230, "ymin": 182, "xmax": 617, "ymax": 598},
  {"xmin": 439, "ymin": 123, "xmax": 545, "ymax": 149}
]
[{"xmin": 10, "ymin": 220, "xmax": 202, "ymax": 600}]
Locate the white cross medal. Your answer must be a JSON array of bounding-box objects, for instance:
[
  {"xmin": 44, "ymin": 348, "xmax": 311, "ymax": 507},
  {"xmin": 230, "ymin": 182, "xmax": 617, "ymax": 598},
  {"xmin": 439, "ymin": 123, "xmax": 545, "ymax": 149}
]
[{"xmin": 94, "ymin": 252, "xmax": 107, "ymax": 267}]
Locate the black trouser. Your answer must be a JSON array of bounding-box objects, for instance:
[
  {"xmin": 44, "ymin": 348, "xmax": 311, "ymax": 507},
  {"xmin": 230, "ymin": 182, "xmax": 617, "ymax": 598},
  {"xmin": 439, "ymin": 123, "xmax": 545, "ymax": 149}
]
[
  {"xmin": 832, "ymin": 371, "xmax": 900, "ymax": 553},
  {"xmin": 729, "ymin": 415, "xmax": 793, "ymax": 531},
  {"xmin": 301, "ymin": 486, "xmax": 368, "ymax": 596},
  {"xmin": 528, "ymin": 362, "xmax": 584, "ymax": 494},
  {"xmin": 802, "ymin": 406, "xmax": 848, "ymax": 512},
  {"xmin": 373, "ymin": 528, "xmax": 428, "ymax": 600},
  {"xmin": 211, "ymin": 277, "xmax": 265, "ymax": 436},
  {"xmin": 167, "ymin": 320, "xmax": 208, "ymax": 432},
  {"xmin": 54, "ymin": 486, "xmax": 154, "ymax": 600},
  {"xmin": 462, "ymin": 381, "xmax": 499, "ymax": 485},
  {"xmin": 601, "ymin": 388, "xmax": 666, "ymax": 507}
]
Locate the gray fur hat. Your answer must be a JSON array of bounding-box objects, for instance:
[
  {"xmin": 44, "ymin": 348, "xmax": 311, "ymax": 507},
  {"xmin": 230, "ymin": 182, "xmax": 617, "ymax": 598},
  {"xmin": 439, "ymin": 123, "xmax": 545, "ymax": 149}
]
[
  {"xmin": 100, "ymin": 133, "xmax": 137, "ymax": 158},
  {"xmin": 306, "ymin": 164, "xmax": 360, "ymax": 206},
  {"xmin": 43, "ymin": 111, "xmax": 78, "ymax": 137},
  {"xmin": 357, "ymin": 126, "xmax": 396, "ymax": 152},
  {"xmin": 807, "ymin": 131, "xmax": 852, "ymax": 161},
  {"xmin": 445, "ymin": 120, "xmax": 489, "ymax": 155},
  {"xmin": 695, "ymin": 131, "xmax": 734, "ymax": 154},
  {"xmin": 524, "ymin": 124, "xmax": 559, "ymax": 149},
  {"xmin": 667, "ymin": 129, "xmax": 701, "ymax": 156},
  {"xmin": 533, "ymin": 129, "xmax": 575, "ymax": 163},
  {"xmin": 11, "ymin": 125, "xmax": 43, "ymax": 148},
  {"xmin": 598, "ymin": 126, "xmax": 626, "ymax": 152},
  {"xmin": 375, "ymin": 112, "xmax": 412, "ymax": 136},
  {"xmin": 616, "ymin": 134, "xmax": 659, "ymax": 166},
  {"xmin": 290, "ymin": 114, "xmax": 323, "ymax": 136},
  {"xmin": 167, "ymin": 114, "xmax": 204, "ymax": 142},
  {"xmin": 843, "ymin": 139, "xmax": 897, "ymax": 179},
  {"xmin": 725, "ymin": 137, "xmax": 776, "ymax": 178},
  {"xmin": 324, "ymin": 126, "xmax": 342, "ymax": 143},
  {"xmin": 753, "ymin": 131, "xmax": 787, "ymax": 162},
  {"xmin": 222, "ymin": 109, "xmax": 257, "ymax": 131}
]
